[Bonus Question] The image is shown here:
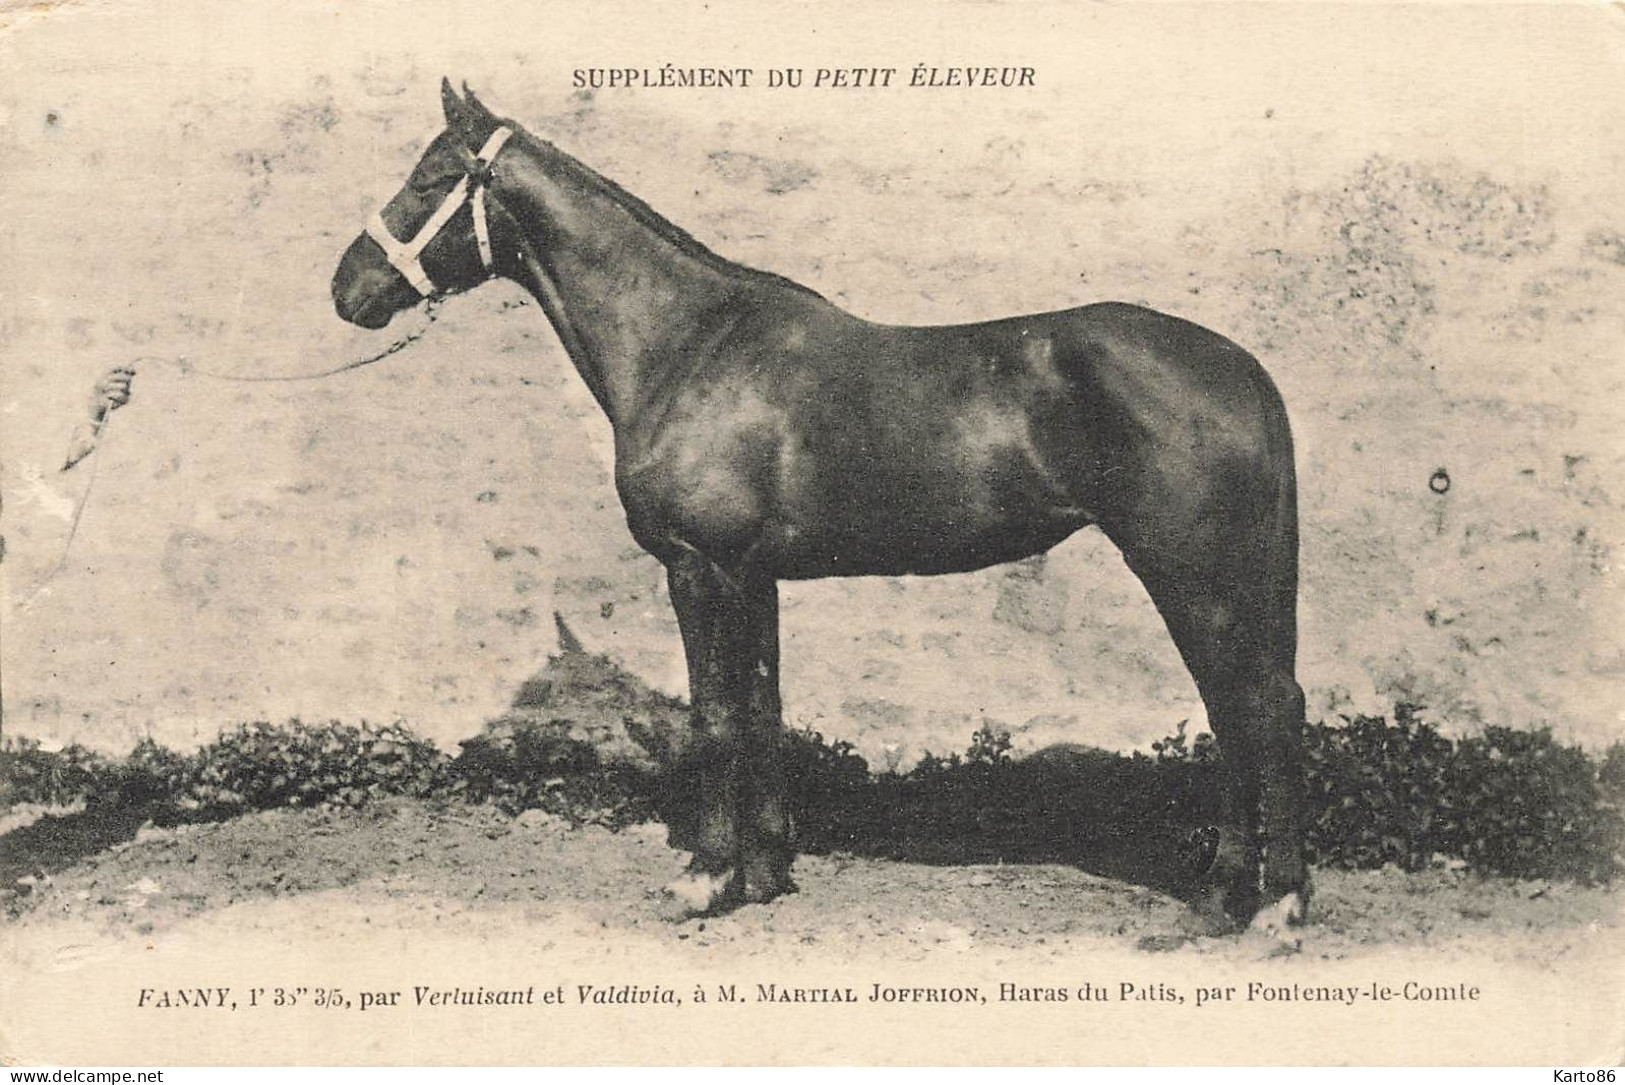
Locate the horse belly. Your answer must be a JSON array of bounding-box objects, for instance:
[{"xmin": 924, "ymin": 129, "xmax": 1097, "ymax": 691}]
[
  {"xmin": 774, "ymin": 521, "xmax": 1085, "ymax": 579},
  {"xmin": 770, "ymin": 445, "xmax": 1091, "ymax": 579}
]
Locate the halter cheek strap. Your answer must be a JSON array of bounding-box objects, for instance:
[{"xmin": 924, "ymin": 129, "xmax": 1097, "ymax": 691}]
[{"xmin": 366, "ymin": 126, "xmax": 514, "ymax": 297}]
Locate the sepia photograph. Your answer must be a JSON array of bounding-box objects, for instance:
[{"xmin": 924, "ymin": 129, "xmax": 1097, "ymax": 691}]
[{"xmin": 2, "ymin": 0, "xmax": 1622, "ymax": 1067}]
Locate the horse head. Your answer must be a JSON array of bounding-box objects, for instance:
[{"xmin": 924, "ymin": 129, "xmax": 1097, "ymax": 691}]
[{"xmin": 331, "ymin": 79, "xmax": 514, "ymax": 329}]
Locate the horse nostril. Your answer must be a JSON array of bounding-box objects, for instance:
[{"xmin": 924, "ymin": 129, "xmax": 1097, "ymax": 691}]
[
  {"xmin": 333, "ymin": 287, "xmax": 358, "ymax": 322},
  {"xmin": 332, "ymin": 283, "xmax": 381, "ymax": 327}
]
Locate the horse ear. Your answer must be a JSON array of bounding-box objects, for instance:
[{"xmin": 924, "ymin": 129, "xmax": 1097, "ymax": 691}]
[
  {"xmin": 461, "ymin": 82, "xmax": 498, "ymax": 125},
  {"xmin": 440, "ymin": 76, "xmax": 467, "ymax": 128},
  {"xmin": 441, "ymin": 78, "xmax": 497, "ymax": 150}
]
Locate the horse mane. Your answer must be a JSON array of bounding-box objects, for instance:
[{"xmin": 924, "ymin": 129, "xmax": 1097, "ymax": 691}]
[{"xmin": 511, "ymin": 123, "xmax": 827, "ymax": 302}]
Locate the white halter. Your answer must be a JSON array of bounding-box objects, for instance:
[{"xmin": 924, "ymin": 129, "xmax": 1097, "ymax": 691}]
[{"xmin": 366, "ymin": 126, "xmax": 514, "ymax": 297}]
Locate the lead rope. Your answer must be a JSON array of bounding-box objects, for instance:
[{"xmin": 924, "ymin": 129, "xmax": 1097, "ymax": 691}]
[
  {"xmin": 14, "ymin": 421, "xmax": 112, "ymax": 613},
  {"xmin": 138, "ymin": 294, "xmax": 446, "ymax": 384},
  {"xmin": 23, "ymin": 126, "xmax": 527, "ymax": 608},
  {"xmin": 15, "ymin": 295, "xmax": 456, "ymax": 612}
]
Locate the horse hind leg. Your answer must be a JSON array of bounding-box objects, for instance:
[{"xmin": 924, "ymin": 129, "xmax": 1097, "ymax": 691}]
[
  {"xmin": 1202, "ymin": 642, "xmax": 1311, "ymax": 934},
  {"xmin": 1114, "ymin": 532, "xmax": 1310, "ymax": 931},
  {"xmin": 1251, "ymin": 661, "xmax": 1311, "ymax": 935},
  {"xmin": 1254, "ymin": 448, "xmax": 1306, "ymax": 935},
  {"xmin": 1243, "ymin": 445, "xmax": 1313, "ymax": 933}
]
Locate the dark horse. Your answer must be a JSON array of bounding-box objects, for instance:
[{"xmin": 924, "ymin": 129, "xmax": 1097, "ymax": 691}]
[{"xmin": 331, "ymin": 82, "xmax": 1311, "ymax": 933}]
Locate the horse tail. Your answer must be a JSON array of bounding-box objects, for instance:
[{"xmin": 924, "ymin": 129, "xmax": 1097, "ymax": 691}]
[{"xmin": 1261, "ymin": 384, "xmax": 1302, "ymax": 678}]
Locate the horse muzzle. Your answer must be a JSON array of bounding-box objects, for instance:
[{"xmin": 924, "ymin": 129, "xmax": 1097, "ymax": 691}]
[{"xmin": 332, "ymin": 235, "xmax": 412, "ymax": 329}]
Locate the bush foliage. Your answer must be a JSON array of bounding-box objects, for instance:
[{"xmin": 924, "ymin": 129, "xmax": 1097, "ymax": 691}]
[
  {"xmin": 446, "ymin": 715, "xmax": 654, "ymax": 828},
  {"xmin": 3, "ymin": 704, "xmax": 1620, "ymax": 884}
]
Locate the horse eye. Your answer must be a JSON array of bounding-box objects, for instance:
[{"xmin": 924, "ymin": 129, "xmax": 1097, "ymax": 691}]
[{"xmin": 408, "ymin": 170, "xmax": 459, "ymax": 196}]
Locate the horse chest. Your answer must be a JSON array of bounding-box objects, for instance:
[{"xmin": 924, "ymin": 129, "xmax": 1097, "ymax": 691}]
[{"xmin": 613, "ymin": 415, "xmax": 775, "ymax": 557}]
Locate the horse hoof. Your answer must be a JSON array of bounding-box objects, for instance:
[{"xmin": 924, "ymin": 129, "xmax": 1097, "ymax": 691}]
[
  {"xmin": 1184, "ymin": 825, "xmax": 1258, "ymax": 928},
  {"xmin": 663, "ymin": 870, "xmax": 737, "ymax": 916},
  {"xmin": 1186, "ymin": 889, "xmax": 1243, "ymax": 936},
  {"xmin": 1249, "ymin": 890, "xmax": 1308, "ymax": 935},
  {"xmin": 1236, "ymin": 892, "xmax": 1307, "ymax": 956},
  {"xmin": 742, "ymin": 873, "xmax": 797, "ymax": 905},
  {"xmin": 1242, "ymin": 928, "xmax": 1303, "ymax": 958}
]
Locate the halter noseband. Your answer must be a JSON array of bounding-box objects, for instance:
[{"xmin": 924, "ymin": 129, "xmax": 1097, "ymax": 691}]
[{"xmin": 366, "ymin": 126, "xmax": 514, "ymax": 297}]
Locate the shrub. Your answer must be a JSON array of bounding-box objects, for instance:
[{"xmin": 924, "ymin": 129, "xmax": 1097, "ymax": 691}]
[
  {"xmin": 1147, "ymin": 720, "xmax": 1224, "ymax": 828},
  {"xmin": 1441, "ymin": 726, "xmax": 1619, "ymax": 882},
  {"xmin": 1300, "ymin": 703, "xmax": 1454, "ymax": 872},
  {"xmin": 0, "ymin": 738, "xmax": 113, "ymax": 807},
  {"xmin": 3, "ymin": 704, "xmax": 1620, "ymax": 885},
  {"xmin": 1145, "ymin": 705, "xmax": 1621, "ymax": 883},
  {"xmin": 115, "ymin": 737, "xmax": 193, "ymax": 811},
  {"xmin": 447, "ymin": 715, "xmax": 653, "ymax": 828},
  {"xmin": 181, "ymin": 719, "xmax": 447, "ymax": 814},
  {"xmin": 967, "ymin": 722, "xmax": 1014, "ymax": 767},
  {"xmin": 781, "ymin": 726, "xmax": 875, "ymax": 852}
]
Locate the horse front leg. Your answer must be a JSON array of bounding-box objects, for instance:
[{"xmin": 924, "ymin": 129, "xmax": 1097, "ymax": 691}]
[
  {"xmin": 662, "ymin": 548, "xmax": 750, "ymax": 915},
  {"xmin": 738, "ymin": 576, "xmax": 796, "ymax": 904},
  {"xmin": 661, "ymin": 549, "xmax": 792, "ymax": 913}
]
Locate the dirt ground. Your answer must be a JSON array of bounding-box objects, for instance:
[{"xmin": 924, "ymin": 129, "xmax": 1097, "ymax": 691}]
[
  {"xmin": 8, "ymin": 799, "xmax": 1621, "ymax": 962},
  {"xmin": 4, "ymin": 799, "xmax": 1623, "ymax": 1063}
]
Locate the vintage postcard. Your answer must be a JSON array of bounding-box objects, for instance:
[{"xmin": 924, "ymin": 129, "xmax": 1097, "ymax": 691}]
[{"xmin": 2, "ymin": 0, "xmax": 1622, "ymax": 1067}]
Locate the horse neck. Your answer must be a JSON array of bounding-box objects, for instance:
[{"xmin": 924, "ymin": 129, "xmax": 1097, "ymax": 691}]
[{"xmin": 495, "ymin": 138, "xmax": 742, "ymax": 427}]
